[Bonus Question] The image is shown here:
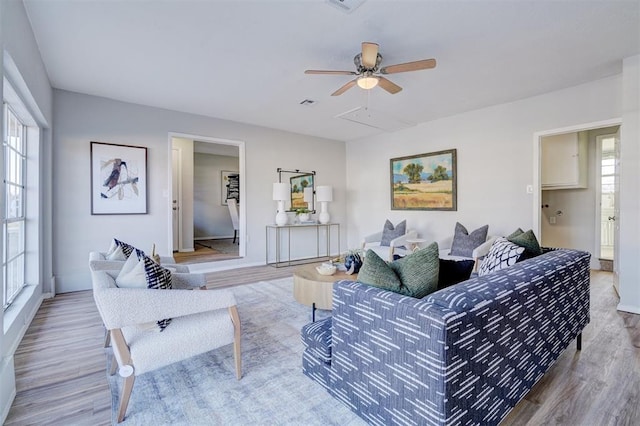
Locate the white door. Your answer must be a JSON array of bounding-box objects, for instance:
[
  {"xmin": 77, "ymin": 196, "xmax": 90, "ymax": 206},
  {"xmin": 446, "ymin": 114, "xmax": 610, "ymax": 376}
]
[
  {"xmin": 172, "ymin": 148, "xmax": 181, "ymax": 251},
  {"xmin": 612, "ymin": 128, "xmax": 621, "ymax": 294}
]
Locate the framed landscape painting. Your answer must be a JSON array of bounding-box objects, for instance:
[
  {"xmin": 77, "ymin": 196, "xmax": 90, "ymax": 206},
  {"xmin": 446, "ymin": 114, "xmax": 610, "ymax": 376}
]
[
  {"xmin": 289, "ymin": 173, "xmax": 314, "ymax": 211},
  {"xmin": 390, "ymin": 149, "xmax": 457, "ymax": 211},
  {"xmin": 90, "ymin": 141, "xmax": 147, "ymax": 215}
]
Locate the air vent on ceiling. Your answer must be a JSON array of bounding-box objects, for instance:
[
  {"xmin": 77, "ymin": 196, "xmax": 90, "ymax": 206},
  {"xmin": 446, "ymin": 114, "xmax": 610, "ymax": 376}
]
[
  {"xmin": 335, "ymin": 107, "xmax": 415, "ymax": 132},
  {"xmin": 299, "ymin": 99, "xmax": 317, "ymax": 106},
  {"xmin": 326, "ymin": 0, "xmax": 366, "ymax": 14}
]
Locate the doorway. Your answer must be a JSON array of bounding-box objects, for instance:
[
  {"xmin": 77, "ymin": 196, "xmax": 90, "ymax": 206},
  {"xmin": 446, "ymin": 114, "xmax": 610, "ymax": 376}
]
[
  {"xmin": 168, "ymin": 132, "xmax": 246, "ymax": 262},
  {"xmin": 595, "ymin": 132, "xmax": 620, "ymax": 271},
  {"xmin": 534, "ymin": 120, "xmax": 621, "ymax": 280}
]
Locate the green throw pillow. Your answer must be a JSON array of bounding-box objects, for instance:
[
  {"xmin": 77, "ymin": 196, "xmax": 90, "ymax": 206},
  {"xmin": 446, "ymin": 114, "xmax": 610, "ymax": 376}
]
[
  {"xmin": 390, "ymin": 242, "xmax": 440, "ymax": 298},
  {"xmin": 507, "ymin": 229, "xmax": 543, "ymax": 257},
  {"xmin": 507, "ymin": 228, "xmax": 524, "ymax": 239},
  {"xmin": 358, "ymin": 244, "xmax": 440, "ymax": 298},
  {"xmin": 357, "ymin": 249, "xmax": 403, "ymax": 293}
]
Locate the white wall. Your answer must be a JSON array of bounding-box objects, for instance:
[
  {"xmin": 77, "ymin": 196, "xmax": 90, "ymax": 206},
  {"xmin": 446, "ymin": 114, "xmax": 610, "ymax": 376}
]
[
  {"xmin": 346, "ymin": 76, "xmax": 622, "ymax": 247},
  {"xmin": 346, "ymin": 71, "xmax": 640, "ymax": 313},
  {"xmin": 52, "ymin": 89, "xmax": 346, "ymax": 292},
  {"xmin": 618, "ymin": 55, "xmax": 640, "ymax": 314},
  {"xmin": 194, "ymin": 153, "xmax": 238, "ymax": 239},
  {"xmin": 1, "ymin": 0, "xmax": 54, "ymax": 422}
]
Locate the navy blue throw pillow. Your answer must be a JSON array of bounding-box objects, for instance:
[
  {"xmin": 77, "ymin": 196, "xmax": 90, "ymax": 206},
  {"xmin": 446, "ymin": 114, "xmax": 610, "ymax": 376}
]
[{"xmin": 437, "ymin": 259, "xmax": 475, "ymax": 290}]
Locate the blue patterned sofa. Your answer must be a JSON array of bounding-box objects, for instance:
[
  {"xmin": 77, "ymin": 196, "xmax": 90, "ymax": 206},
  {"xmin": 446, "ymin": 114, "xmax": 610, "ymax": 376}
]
[{"xmin": 301, "ymin": 249, "xmax": 591, "ymax": 425}]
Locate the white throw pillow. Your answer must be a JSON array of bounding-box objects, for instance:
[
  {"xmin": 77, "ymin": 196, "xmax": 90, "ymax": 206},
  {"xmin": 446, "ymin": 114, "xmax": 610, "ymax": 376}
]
[
  {"xmin": 115, "ymin": 258, "xmax": 147, "ymax": 288},
  {"xmin": 477, "ymin": 237, "xmax": 525, "ymax": 277},
  {"xmin": 106, "ymin": 239, "xmax": 118, "ymax": 256},
  {"xmin": 118, "ymin": 252, "xmax": 140, "ymax": 276},
  {"xmin": 106, "ymin": 245, "xmax": 127, "ymax": 261}
]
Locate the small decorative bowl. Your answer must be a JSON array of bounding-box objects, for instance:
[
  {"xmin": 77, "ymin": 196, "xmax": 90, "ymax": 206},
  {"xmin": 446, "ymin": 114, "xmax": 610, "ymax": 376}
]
[{"xmin": 316, "ymin": 264, "xmax": 337, "ymax": 276}]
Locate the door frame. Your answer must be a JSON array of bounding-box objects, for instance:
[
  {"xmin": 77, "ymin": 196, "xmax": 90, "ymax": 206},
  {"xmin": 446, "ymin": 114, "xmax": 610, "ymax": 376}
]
[
  {"xmin": 171, "ymin": 148, "xmax": 182, "ymax": 251},
  {"xmin": 532, "ymin": 118, "xmax": 621, "ymax": 261},
  {"xmin": 167, "ymin": 132, "xmax": 246, "ymax": 258}
]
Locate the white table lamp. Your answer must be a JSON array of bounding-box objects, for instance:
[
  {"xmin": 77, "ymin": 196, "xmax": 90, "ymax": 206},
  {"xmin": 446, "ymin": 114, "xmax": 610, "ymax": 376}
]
[
  {"xmin": 272, "ymin": 182, "xmax": 290, "ymax": 226},
  {"xmin": 316, "ymin": 185, "xmax": 333, "ymax": 224}
]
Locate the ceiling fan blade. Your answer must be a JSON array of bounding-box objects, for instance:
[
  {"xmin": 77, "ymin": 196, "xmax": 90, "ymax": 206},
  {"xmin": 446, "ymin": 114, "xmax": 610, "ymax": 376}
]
[
  {"xmin": 361, "ymin": 42, "xmax": 379, "ymax": 68},
  {"xmin": 380, "ymin": 58, "xmax": 436, "ymax": 74},
  {"xmin": 377, "ymin": 77, "xmax": 403, "ymax": 94},
  {"xmin": 331, "ymin": 79, "xmax": 358, "ymax": 96},
  {"xmin": 305, "ymin": 70, "xmax": 357, "ymax": 75}
]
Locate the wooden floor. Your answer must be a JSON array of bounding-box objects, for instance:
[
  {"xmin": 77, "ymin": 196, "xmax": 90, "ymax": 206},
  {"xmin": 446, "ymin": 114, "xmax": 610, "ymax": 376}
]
[{"xmin": 5, "ymin": 270, "xmax": 639, "ymax": 425}]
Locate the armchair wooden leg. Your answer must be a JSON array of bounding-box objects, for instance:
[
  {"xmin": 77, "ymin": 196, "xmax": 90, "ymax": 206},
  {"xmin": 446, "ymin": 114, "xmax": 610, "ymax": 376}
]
[
  {"xmin": 117, "ymin": 375, "xmax": 135, "ymax": 423},
  {"xmin": 104, "ymin": 329, "xmax": 111, "ymax": 348},
  {"xmin": 109, "ymin": 356, "xmax": 118, "ymax": 376},
  {"xmin": 229, "ymin": 305, "xmax": 242, "ymax": 380}
]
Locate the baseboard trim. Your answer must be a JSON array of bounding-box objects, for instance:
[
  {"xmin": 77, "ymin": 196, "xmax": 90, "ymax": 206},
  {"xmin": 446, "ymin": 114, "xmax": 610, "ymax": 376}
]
[
  {"xmin": 0, "ymin": 357, "xmax": 16, "ymax": 424},
  {"xmin": 194, "ymin": 236, "xmax": 234, "ymax": 241},
  {"xmin": 187, "ymin": 260, "xmax": 263, "ymax": 273},
  {"xmin": 617, "ymin": 304, "xmax": 640, "ymax": 315}
]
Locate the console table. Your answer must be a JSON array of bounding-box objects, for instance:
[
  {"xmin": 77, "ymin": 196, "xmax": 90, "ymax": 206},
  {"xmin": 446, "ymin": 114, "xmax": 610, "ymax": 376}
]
[{"xmin": 266, "ymin": 223, "xmax": 340, "ymax": 268}]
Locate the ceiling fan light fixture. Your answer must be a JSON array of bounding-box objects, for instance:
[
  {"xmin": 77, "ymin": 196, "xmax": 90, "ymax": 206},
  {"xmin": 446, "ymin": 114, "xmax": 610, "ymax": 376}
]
[{"xmin": 357, "ymin": 76, "xmax": 379, "ymax": 90}]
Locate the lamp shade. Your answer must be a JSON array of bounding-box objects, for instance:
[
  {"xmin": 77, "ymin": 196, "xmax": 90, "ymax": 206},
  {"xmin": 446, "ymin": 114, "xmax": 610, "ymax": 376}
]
[
  {"xmin": 316, "ymin": 186, "xmax": 333, "ymax": 202},
  {"xmin": 303, "ymin": 187, "xmax": 314, "ymax": 203},
  {"xmin": 272, "ymin": 182, "xmax": 290, "ymax": 201}
]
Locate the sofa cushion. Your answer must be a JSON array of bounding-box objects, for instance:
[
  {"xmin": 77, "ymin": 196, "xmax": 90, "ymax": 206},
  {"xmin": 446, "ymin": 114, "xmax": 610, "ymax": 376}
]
[
  {"xmin": 301, "ymin": 317, "xmax": 332, "ymax": 363},
  {"xmin": 507, "ymin": 229, "xmax": 543, "ymax": 261},
  {"xmin": 478, "ymin": 237, "xmax": 525, "ymax": 276},
  {"xmin": 380, "ymin": 219, "xmax": 406, "ymax": 247},
  {"xmin": 437, "ymin": 259, "xmax": 475, "ymax": 289},
  {"xmin": 357, "ymin": 250, "xmax": 403, "ymax": 293},
  {"xmin": 450, "ymin": 222, "xmax": 489, "ymax": 257},
  {"xmin": 390, "ymin": 242, "xmax": 440, "ymax": 298},
  {"xmin": 358, "ymin": 243, "xmax": 440, "ymax": 298}
]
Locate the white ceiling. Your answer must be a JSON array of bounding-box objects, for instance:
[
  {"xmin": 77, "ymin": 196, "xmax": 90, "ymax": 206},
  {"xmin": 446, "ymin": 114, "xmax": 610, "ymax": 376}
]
[{"xmin": 23, "ymin": 0, "xmax": 640, "ymax": 142}]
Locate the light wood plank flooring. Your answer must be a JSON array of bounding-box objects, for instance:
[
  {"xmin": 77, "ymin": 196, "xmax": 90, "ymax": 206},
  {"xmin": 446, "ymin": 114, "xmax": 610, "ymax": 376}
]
[{"xmin": 5, "ymin": 269, "xmax": 639, "ymax": 425}]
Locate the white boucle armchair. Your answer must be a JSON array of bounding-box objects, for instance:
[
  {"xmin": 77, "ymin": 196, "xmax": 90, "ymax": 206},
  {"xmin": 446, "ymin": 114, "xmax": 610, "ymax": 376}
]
[
  {"xmin": 91, "ymin": 269, "xmax": 241, "ymax": 423},
  {"xmin": 89, "ymin": 251, "xmax": 183, "ymax": 272},
  {"xmin": 437, "ymin": 235, "xmax": 499, "ymax": 270},
  {"xmin": 361, "ymin": 229, "xmax": 418, "ymax": 261}
]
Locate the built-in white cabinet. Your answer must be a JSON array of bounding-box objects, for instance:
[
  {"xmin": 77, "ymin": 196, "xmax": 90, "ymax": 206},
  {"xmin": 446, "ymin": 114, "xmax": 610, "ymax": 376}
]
[{"xmin": 541, "ymin": 132, "xmax": 588, "ymax": 189}]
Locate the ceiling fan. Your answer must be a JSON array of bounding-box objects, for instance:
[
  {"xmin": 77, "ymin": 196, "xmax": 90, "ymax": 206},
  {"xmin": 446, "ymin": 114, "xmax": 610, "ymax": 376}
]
[{"xmin": 305, "ymin": 42, "xmax": 436, "ymax": 96}]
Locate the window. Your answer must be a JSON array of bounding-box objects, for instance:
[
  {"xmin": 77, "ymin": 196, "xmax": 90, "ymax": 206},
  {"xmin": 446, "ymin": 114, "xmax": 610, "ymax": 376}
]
[{"xmin": 3, "ymin": 104, "xmax": 26, "ymax": 309}]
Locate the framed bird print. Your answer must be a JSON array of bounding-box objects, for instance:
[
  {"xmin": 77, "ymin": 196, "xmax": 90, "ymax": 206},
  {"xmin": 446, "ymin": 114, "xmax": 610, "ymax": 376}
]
[{"xmin": 90, "ymin": 141, "xmax": 148, "ymax": 214}]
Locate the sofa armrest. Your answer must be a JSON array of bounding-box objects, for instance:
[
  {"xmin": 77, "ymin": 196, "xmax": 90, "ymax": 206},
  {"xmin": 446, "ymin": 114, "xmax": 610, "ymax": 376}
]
[
  {"xmin": 471, "ymin": 235, "xmax": 498, "ymax": 259},
  {"xmin": 330, "ymin": 280, "xmax": 448, "ymax": 421},
  {"xmin": 172, "ymin": 272, "xmax": 206, "ymax": 289},
  {"xmin": 361, "ymin": 231, "xmax": 384, "ymax": 247},
  {"xmin": 389, "ymin": 229, "xmax": 417, "ymax": 248},
  {"xmin": 93, "ymin": 279, "xmax": 236, "ymax": 330},
  {"xmin": 437, "ymin": 235, "xmax": 454, "ymax": 251},
  {"xmin": 89, "ymin": 260, "xmax": 126, "ymax": 271}
]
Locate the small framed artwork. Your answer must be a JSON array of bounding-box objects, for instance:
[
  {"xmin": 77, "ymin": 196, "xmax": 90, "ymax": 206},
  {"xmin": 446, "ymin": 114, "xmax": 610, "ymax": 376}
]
[
  {"xmin": 90, "ymin": 141, "xmax": 147, "ymax": 215},
  {"xmin": 390, "ymin": 149, "xmax": 457, "ymax": 211},
  {"xmin": 221, "ymin": 170, "xmax": 239, "ymax": 205},
  {"xmin": 289, "ymin": 173, "xmax": 314, "ymax": 211}
]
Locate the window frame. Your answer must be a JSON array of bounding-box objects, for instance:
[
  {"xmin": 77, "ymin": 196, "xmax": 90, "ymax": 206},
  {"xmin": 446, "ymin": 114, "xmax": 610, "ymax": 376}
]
[{"xmin": 3, "ymin": 103, "xmax": 27, "ymax": 310}]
